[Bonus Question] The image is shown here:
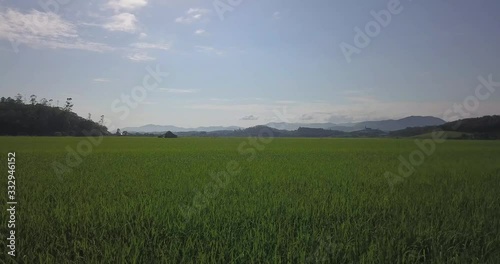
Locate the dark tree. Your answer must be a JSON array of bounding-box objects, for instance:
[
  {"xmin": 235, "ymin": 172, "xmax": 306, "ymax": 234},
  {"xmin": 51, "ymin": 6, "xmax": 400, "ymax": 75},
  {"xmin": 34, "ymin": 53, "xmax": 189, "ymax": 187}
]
[
  {"xmin": 99, "ymin": 115, "xmax": 105, "ymax": 126},
  {"xmin": 15, "ymin": 94, "xmax": 23, "ymax": 104},
  {"xmin": 64, "ymin": 98, "xmax": 73, "ymax": 111},
  {"xmin": 30, "ymin": 94, "xmax": 37, "ymax": 105},
  {"xmin": 0, "ymin": 94, "xmax": 109, "ymax": 136},
  {"xmin": 39, "ymin": 98, "xmax": 48, "ymax": 106}
]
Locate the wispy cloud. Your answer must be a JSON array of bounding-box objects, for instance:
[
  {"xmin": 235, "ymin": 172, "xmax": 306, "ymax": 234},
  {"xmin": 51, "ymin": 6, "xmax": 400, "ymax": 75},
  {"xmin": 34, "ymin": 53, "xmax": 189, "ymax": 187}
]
[
  {"xmin": 93, "ymin": 78, "xmax": 111, "ymax": 82},
  {"xmin": 184, "ymin": 97, "xmax": 483, "ymax": 124},
  {"xmin": 127, "ymin": 52, "xmax": 155, "ymax": 61},
  {"xmin": 194, "ymin": 29, "xmax": 209, "ymax": 36},
  {"xmin": 175, "ymin": 8, "xmax": 210, "ymax": 24},
  {"xmin": 195, "ymin": 45, "xmax": 224, "ymax": 55},
  {"xmin": 106, "ymin": 0, "xmax": 148, "ymax": 12},
  {"xmin": 158, "ymin": 88, "xmax": 198, "ymax": 94},
  {"xmin": 0, "ymin": 9, "xmax": 112, "ymax": 52},
  {"xmin": 130, "ymin": 42, "xmax": 171, "ymax": 50},
  {"xmin": 186, "ymin": 103, "xmax": 270, "ymax": 111},
  {"xmin": 103, "ymin": 13, "xmax": 138, "ymax": 33},
  {"xmin": 1, "ymin": 9, "xmax": 77, "ymax": 38}
]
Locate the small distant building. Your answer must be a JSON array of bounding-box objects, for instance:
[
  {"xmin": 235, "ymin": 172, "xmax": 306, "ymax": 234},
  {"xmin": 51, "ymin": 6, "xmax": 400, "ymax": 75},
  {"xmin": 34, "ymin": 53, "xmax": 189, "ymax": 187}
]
[{"xmin": 163, "ymin": 131, "xmax": 178, "ymax": 138}]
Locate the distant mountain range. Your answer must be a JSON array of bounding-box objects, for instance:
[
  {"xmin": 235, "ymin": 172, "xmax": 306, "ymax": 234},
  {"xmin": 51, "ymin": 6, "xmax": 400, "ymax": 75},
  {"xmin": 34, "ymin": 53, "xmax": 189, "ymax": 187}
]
[
  {"xmin": 390, "ymin": 115, "xmax": 500, "ymax": 139},
  {"xmin": 123, "ymin": 116, "xmax": 446, "ymax": 133},
  {"xmin": 338, "ymin": 116, "xmax": 446, "ymax": 132},
  {"xmin": 177, "ymin": 116, "xmax": 500, "ymax": 139},
  {"xmin": 122, "ymin": 115, "xmax": 500, "ymax": 139},
  {"xmin": 122, "ymin": 124, "xmax": 242, "ymax": 133}
]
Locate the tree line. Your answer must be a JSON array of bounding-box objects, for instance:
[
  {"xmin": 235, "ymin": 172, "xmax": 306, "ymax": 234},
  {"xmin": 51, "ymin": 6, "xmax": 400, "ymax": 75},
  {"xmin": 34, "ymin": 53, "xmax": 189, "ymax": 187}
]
[{"xmin": 0, "ymin": 94, "xmax": 109, "ymax": 136}]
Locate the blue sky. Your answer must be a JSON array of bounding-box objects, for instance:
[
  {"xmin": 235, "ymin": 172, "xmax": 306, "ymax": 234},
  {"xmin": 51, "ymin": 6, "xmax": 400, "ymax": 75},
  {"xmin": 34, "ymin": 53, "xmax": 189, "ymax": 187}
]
[{"xmin": 1, "ymin": 0, "xmax": 499, "ymax": 128}]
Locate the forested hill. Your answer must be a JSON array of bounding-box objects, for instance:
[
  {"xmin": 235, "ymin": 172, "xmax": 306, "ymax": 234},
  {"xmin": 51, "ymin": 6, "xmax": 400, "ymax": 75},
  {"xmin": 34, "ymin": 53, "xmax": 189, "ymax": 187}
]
[
  {"xmin": 0, "ymin": 96, "xmax": 109, "ymax": 136},
  {"xmin": 389, "ymin": 115, "xmax": 500, "ymax": 139}
]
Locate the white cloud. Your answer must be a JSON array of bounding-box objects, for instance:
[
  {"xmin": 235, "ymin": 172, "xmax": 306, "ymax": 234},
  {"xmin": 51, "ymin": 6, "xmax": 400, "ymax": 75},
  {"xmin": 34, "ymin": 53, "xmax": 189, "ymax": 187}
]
[
  {"xmin": 195, "ymin": 45, "xmax": 224, "ymax": 55},
  {"xmin": 131, "ymin": 42, "xmax": 171, "ymax": 50},
  {"xmin": 104, "ymin": 13, "xmax": 138, "ymax": 33},
  {"xmin": 0, "ymin": 9, "xmax": 112, "ymax": 52},
  {"xmin": 185, "ymin": 96, "xmax": 500, "ymax": 124},
  {"xmin": 138, "ymin": 32, "xmax": 147, "ymax": 39},
  {"xmin": 93, "ymin": 78, "xmax": 111, "ymax": 82},
  {"xmin": 175, "ymin": 8, "xmax": 210, "ymax": 24},
  {"xmin": 127, "ymin": 52, "xmax": 155, "ymax": 61},
  {"xmin": 106, "ymin": 0, "xmax": 148, "ymax": 12},
  {"xmin": 194, "ymin": 29, "xmax": 208, "ymax": 36},
  {"xmin": 37, "ymin": 40, "xmax": 112, "ymax": 52},
  {"xmin": 187, "ymin": 103, "xmax": 270, "ymax": 111},
  {"xmin": 1, "ymin": 9, "xmax": 77, "ymax": 38},
  {"xmin": 158, "ymin": 88, "xmax": 198, "ymax": 94},
  {"xmin": 273, "ymin": 11, "xmax": 281, "ymax": 20}
]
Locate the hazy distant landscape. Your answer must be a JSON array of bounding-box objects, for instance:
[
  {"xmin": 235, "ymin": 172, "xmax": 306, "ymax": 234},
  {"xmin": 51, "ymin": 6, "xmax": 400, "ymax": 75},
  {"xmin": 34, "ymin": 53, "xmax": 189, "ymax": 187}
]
[
  {"xmin": 123, "ymin": 116, "xmax": 446, "ymax": 133},
  {"xmin": 2, "ymin": 98, "xmax": 499, "ymax": 139},
  {"xmin": 1, "ymin": 96, "xmax": 500, "ymax": 262}
]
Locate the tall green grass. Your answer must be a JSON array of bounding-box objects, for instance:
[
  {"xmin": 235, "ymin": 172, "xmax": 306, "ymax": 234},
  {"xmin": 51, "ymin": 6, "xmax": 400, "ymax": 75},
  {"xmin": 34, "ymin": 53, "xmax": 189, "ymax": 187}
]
[{"xmin": 0, "ymin": 137, "xmax": 499, "ymax": 263}]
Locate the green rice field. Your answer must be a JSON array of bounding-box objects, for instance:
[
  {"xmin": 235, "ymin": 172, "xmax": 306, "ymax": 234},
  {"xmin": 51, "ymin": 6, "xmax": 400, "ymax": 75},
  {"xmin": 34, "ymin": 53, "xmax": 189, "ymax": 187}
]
[{"xmin": 1, "ymin": 137, "xmax": 499, "ymax": 263}]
